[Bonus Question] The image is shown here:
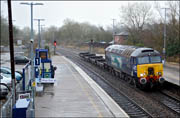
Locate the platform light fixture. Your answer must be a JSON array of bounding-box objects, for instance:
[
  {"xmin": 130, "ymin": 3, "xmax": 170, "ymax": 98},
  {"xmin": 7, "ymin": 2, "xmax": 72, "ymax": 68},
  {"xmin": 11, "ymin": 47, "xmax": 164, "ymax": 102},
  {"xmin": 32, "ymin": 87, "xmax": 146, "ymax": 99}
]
[
  {"xmin": 20, "ymin": 2, "xmax": 43, "ymax": 115},
  {"xmin": 161, "ymin": 7, "xmax": 170, "ymax": 64},
  {"xmin": 34, "ymin": 19, "xmax": 45, "ymax": 49}
]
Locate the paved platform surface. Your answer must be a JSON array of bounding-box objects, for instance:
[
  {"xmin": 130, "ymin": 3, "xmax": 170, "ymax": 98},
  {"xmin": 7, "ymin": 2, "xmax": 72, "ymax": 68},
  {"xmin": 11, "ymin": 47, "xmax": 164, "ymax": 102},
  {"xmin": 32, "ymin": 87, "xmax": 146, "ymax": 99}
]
[
  {"xmin": 35, "ymin": 55, "xmax": 128, "ymax": 117},
  {"xmin": 163, "ymin": 67, "xmax": 179, "ymax": 86}
]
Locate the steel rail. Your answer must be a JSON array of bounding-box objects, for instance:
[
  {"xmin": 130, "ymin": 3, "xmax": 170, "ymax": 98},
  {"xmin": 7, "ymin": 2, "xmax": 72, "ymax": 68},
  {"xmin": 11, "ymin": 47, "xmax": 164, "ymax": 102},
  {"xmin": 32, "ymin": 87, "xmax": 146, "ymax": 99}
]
[{"xmin": 57, "ymin": 48, "xmax": 153, "ymax": 118}]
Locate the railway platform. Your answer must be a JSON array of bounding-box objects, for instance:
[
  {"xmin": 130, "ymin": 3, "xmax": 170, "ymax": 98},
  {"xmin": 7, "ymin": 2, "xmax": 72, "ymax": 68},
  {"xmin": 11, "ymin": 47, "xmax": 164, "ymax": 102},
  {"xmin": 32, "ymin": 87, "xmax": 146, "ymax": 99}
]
[
  {"xmin": 35, "ymin": 55, "xmax": 129, "ymax": 117},
  {"xmin": 163, "ymin": 63, "xmax": 179, "ymax": 86}
]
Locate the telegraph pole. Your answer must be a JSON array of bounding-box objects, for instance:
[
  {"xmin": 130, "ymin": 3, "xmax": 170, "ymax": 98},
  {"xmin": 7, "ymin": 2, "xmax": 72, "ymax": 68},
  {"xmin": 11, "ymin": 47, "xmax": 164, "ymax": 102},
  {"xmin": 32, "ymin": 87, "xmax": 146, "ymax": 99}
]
[
  {"xmin": 34, "ymin": 19, "xmax": 45, "ymax": 49},
  {"xmin": 112, "ymin": 19, "xmax": 116, "ymax": 44},
  {"xmin": 7, "ymin": 0, "xmax": 16, "ymax": 105},
  {"xmin": 179, "ymin": 1, "xmax": 180, "ymax": 65},
  {"xmin": 161, "ymin": 8, "xmax": 169, "ymax": 64}
]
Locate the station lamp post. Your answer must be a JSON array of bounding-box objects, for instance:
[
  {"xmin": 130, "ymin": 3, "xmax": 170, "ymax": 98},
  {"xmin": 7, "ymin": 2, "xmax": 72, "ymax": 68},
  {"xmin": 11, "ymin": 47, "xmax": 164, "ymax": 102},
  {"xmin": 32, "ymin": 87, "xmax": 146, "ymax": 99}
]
[
  {"xmin": 34, "ymin": 19, "xmax": 45, "ymax": 49},
  {"xmin": 40, "ymin": 25, "xmax": 45, "ymax": 48},
  {"xmin": 20, "ymin": 2, "xmax": 43, "ymax": 114},
  {"xmin": 112, "ymin": 19, "xmax": 116, "ymax": 44},
  {"xmin": 161, "ymin": 8, "xmax": 169, "ymax": 64}
]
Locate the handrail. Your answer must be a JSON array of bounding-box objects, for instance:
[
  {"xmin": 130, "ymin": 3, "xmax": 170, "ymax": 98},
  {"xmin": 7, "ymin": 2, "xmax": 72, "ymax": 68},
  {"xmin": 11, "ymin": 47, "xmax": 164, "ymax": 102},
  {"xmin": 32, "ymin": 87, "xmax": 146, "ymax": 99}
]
[
  {"xmin": 22, "ymin": 61, "xmax": 31, "ymax": 91},
  {"xmin": 24, "ymin": 61, "xmax": 31, "ymax": 69}
]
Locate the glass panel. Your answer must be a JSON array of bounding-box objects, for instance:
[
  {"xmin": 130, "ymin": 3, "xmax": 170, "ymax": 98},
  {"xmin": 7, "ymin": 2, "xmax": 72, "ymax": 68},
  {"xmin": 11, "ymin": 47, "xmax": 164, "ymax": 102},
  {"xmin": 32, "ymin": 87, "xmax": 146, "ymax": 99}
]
[
  {"xmin": 40, "ymin": 52, "xmax": 47, "ymax": 59},
  {"xmin": 44, "ymin": 63, "xmax": 50, "ymax": 70},
  {"xmin": 133, "ymin": 58, "xmax": 137, "ymax": 64},
  {"xmin": 150, "ymin": 56, "xmax": 161, "ymax": 63},
  {"xmin": 19, "ymin": 56, "xmax": 24, "ymax": 59},
  {"xmin": 138, "ymin": 57, "xmax": 149, "ymax": 64},
  {"xmin": 0, "ymin": 69, "xmax": 10, "ymax": 74},
  {"xmin": 1, "ymin": 74, "xmax": 10, "ymax": 78}
]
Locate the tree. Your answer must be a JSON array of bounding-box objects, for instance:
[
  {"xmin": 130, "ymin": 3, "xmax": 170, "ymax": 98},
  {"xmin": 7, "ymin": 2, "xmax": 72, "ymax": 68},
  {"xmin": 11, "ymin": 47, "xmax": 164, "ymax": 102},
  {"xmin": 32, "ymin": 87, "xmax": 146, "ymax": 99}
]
[
  {"xmin": 1, "ymin": 15, "xmax": 9, "ymax": 46},
  {"xmin": 57, "ymin": 19, "xmax": 112, "ymax": 45},
  {"xmin": 119, "ymin": 2, "xmax": 153, "ymax": 45},
  {"xmin": 43, "ymin": 26, "xmax": 58, "ymax": 44},
  {"xmin": 166, "ymin": 1, "xmax": 179, "ymax": 57}
]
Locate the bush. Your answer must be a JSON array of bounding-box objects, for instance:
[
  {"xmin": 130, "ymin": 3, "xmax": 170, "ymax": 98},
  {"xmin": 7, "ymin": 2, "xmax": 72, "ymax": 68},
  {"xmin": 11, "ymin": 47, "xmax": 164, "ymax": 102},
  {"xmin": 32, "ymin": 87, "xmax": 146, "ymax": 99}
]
[{"xmin": 166, "ymin": 41, "xmax": 180, "ymax": 57}]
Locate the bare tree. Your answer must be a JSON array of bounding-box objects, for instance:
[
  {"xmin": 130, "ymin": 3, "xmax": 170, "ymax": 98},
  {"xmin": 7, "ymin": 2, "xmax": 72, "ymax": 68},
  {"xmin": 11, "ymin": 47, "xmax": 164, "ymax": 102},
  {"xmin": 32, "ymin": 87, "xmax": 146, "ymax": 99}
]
[
  {"xmin": 120, "ymin": 2, "xmax": 153, "ymax": 31},
  {"xmin": 152, "ymin": 1, "xmax": 179, "ymax": 58},
  {"xmin": 167, "ymin": 1, "xmax": 179, "ymax": 34},
  {"xmin": 119, "ymin": 2, "xmax": 153, "ymax": 45}
]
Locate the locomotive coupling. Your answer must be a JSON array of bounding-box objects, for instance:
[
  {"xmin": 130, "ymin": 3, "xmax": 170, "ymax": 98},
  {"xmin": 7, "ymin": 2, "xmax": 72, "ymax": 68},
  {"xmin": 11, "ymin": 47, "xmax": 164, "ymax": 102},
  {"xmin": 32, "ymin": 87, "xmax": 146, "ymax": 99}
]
[
  {"xmin": 159, "ymin": 77, "xmax": 165, "ymax": 84},
  {"xmin": 140, "ymin": 78, "xmax": 147, "ymax": 84}
]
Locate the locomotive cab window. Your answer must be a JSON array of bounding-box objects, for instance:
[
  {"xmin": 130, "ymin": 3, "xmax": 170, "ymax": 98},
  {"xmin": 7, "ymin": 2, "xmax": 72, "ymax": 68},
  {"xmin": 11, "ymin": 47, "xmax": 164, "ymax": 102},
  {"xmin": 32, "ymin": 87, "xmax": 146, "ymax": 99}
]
[
  {"xmin": 133, "ymin": 58, "xmax": 137, "ymax": 64},
  {"xmin": 138, "ymin": 56, "xmax": 161, "ymax": 64},
  {"xmin": 137, "ymin": 56, "xmax": 149, "ymax": 64},
  {"xmin": 150, "ymin": 56, "xmax": 161, "ymax": 63},
  {"xmin": 130, "ymin": 57, "xmax": 137, "ymax": 64}
]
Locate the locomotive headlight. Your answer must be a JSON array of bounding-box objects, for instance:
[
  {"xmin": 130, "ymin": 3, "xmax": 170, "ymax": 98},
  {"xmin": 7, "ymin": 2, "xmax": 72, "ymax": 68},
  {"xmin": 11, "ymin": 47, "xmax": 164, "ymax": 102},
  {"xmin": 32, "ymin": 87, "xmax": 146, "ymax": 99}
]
[
  {"xmin": 140, "ymin": 73, "xmax": 144, "ymax": 77},
  {"xmin": 140, "ymin": 73, "xmax": 146, "ymax": 77}
]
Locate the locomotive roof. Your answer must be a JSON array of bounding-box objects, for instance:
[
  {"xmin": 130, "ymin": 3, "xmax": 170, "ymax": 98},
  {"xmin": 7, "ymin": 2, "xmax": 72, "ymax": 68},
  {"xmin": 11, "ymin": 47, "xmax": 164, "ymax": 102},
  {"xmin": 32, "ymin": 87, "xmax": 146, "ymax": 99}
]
[{"xmin": 105, "ymin": 44, "xmax": 160, "ymax": 57}]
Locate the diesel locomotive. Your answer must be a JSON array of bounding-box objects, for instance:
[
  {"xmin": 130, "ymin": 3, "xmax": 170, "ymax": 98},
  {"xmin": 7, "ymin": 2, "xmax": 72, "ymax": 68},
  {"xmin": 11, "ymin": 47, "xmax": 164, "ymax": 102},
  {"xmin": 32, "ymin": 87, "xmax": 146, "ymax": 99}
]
[{"xmin": 105, "ymin": 45, "xmax": 164, "ymax": 89}]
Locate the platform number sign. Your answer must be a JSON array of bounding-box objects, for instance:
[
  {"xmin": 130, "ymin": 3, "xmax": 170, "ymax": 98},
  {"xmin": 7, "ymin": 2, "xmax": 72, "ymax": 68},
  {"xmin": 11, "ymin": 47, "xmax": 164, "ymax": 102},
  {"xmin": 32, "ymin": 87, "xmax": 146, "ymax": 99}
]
[{"xmin": 35, "ymin": 58, "xmax": 40, "ymax": 66}]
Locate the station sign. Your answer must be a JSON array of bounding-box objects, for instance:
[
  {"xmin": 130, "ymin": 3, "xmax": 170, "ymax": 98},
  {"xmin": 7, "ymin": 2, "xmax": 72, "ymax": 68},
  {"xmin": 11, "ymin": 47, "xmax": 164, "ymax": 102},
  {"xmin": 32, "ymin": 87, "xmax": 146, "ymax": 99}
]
[
  {"xmin": 19, "ymin": 93, "xmax": 30, "ymax": 100},
  {"xmin": 34, "ymin": 57, "xmax": 40, "ymax": 66},
  {"xmin": 41, "ymin": 78, "xmax": 56, "ymax": 83}
]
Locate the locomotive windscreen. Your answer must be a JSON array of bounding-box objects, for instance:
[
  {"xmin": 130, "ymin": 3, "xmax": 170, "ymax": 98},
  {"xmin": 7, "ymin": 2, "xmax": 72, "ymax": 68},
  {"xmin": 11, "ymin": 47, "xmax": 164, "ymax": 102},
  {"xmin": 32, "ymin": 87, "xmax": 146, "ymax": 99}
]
[{"xmin": 39, "ymin": 52, "xmax": 47, "ymax": 59}]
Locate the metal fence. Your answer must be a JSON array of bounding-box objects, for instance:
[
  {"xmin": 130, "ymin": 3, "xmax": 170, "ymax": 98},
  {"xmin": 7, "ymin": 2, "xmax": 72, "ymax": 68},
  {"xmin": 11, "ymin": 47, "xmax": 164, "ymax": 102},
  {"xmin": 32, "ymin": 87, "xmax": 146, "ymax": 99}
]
[
  {"xmin": 1, "ymin": 62, "xmax": 32, "ymax": 118},
  {"xmin": 22, "ymin": 62, "xmax": 31, "ymax": 91},
  {"xmin": 1, "ymin": 94, "xmax": 13, "ymax": 118}
]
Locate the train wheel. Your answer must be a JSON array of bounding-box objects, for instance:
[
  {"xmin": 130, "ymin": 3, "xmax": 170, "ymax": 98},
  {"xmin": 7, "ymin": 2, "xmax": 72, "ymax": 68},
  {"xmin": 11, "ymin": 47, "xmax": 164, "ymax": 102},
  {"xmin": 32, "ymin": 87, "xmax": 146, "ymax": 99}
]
[
  {"xmin": 119, "ymin": 72, "xmax": 123, "ymax": 79},
  {"xmin": 115, "ymin": 71, "xmax": 119, "ymax": 77},
  {"xmin": 127, "ymin": 77, "xmax": 133, "ymax": 85},
  {"xmin": 108, "ymin": 67, "xmax": 111, "ymax": 73},
  {"xmin": 119, "ymin": 72, "xmax": 121, "ymax": 79},
  {"xmin": 112, "ymin": 70, "xmax": 115, "ymax": 76},
  {"xmin": 122, "ymin": 73, "xmax": 126, "ymax": 80},
  {"xmin": 132, "ymin": 78, "xmax": 137, "ymax": 88}
]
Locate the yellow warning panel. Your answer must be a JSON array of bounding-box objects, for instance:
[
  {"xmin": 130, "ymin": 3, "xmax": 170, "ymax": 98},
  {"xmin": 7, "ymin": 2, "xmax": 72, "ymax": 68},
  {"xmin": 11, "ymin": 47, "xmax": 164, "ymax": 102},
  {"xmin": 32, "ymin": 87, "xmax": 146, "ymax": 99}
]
[{"xmin": 32, "ymin": 81, "xmax": 36, "ymax": 87}]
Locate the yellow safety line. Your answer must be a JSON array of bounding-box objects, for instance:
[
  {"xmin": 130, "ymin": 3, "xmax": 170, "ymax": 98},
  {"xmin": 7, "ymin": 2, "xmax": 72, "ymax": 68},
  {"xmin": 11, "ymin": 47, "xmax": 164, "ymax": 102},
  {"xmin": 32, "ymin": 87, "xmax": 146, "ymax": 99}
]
[{"xmin": 65, "ymin": 64, "xmax": 103, "ymax": 117}]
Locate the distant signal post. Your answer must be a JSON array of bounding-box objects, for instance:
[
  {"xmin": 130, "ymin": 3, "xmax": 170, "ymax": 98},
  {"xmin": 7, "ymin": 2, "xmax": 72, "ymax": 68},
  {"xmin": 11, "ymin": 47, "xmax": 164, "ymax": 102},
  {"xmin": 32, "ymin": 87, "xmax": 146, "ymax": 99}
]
[{"xmin": 54, "ymin": 40, "xmax": 57, "ymax": 55}]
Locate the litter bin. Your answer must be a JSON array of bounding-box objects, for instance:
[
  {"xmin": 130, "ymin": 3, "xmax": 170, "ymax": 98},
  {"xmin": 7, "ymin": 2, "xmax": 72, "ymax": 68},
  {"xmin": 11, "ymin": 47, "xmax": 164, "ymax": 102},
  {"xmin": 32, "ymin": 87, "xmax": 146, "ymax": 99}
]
[{"xmin": 12, "ymin": 99, "xmax": 30, "ymax": 118}]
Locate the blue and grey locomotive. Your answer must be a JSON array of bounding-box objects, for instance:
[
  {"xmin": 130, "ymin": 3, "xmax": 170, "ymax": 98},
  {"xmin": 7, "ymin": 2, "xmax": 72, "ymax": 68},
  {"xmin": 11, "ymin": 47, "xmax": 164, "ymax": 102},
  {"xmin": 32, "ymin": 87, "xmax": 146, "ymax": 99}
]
[{"xmin": 105, "ymin": 45, "xmax": 164, "ymax": 89}]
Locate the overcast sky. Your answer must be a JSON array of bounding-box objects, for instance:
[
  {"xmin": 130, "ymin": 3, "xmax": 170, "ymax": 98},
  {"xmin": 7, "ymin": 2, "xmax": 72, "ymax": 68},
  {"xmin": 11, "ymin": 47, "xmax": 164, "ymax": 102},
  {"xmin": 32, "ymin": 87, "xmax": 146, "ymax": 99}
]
[{"xmin": 1, "ymin": 1, "xmax": 167, "ymax": 31}]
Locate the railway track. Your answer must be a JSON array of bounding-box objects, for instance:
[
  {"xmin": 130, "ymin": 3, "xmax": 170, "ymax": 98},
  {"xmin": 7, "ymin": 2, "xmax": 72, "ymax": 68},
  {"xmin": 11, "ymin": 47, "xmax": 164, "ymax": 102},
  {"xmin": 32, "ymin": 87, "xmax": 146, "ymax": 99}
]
[
  {"xmin": 77, "ymin": 62, "xmax": 152, "ymax": 117},
  {"xmin": 58, "ymin": 48, "xmax": 153, "ymax": 117},
  {"xmin": 57, "ymin": 47, "xmax": 179, "ymax": 117},
  {"xmin": 158, "ymin": 91, "xmax": 180, "ymax": 114}
]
